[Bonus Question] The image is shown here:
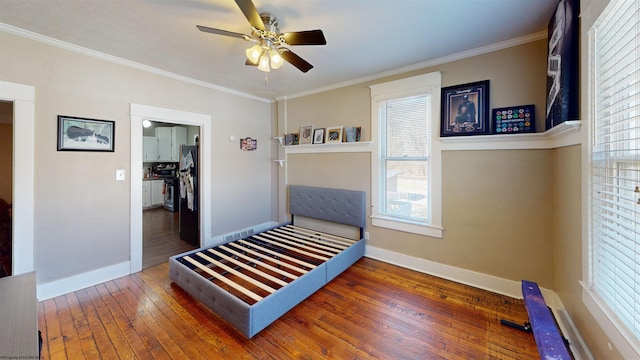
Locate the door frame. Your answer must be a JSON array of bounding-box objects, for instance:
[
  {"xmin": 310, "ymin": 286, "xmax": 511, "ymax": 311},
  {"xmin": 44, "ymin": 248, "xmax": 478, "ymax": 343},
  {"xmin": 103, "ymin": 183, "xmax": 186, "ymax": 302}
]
[
  {"xmin": 130, "ymin": 103, "xmax": 211, "ymax": 273},
  {"xmin": 0, "ymin": 81, "xmax": 35, "ymax": 275}
]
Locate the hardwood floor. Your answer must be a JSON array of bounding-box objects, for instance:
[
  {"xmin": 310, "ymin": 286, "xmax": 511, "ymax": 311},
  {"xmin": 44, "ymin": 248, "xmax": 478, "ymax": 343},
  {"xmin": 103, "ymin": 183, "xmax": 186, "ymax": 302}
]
[
  {"xmin": 38, "ymin": 258, "xmax": 540, "ymax": 359},
  {"xmin": 143, "ymin": 208, "xmax": 195, "ymax": 269}
]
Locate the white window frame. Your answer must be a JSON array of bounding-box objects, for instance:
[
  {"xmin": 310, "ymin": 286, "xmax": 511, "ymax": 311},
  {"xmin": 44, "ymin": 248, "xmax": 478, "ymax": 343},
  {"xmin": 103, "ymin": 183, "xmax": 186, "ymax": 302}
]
[
  {"xmin": 582, "ymin": 0, "xmax": 640, "ymax": 358},
  {"xmin": 370, "ymin": 71, "xmax": 443, "ymax": 238}
]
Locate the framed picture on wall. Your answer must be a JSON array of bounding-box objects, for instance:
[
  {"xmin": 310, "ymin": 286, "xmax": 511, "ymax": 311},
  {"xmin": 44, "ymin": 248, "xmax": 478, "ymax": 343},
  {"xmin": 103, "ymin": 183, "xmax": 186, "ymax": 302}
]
[
  {"xmin": 299, "ymin": 125, "xmax": 314, "ymax": 144},
  {"xmin": 545, "ymin": 0, "xmax": 580, "ymax": 130},
  {"xmin": 57, "ymin": 115, "xmax": 115, "ymax": 151},
  {"xmin": 440, "ymin": 80, "xmax": 490, "ymax": 137},
  {"xmin": 313, "ymin": 128, "xmax": 325, "ymax": 144}
]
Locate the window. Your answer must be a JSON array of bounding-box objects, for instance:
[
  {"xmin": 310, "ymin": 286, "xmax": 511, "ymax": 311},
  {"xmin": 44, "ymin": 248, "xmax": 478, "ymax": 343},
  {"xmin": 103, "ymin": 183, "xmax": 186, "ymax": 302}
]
[
  {"xmin": 587, "ymin": 0, "xmax": 640, "ymax": 356},
  {"xmin": 370, "ymin": 72, "xmax": 442, "ymax": 237}
]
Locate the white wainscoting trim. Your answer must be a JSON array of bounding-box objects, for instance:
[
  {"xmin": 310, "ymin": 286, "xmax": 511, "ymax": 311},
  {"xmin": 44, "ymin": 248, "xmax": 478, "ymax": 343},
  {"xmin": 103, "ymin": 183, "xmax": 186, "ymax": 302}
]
[
  {"xmin": 365, "ymin": 245, "xmax": 592, "ymax": 359},
  {"xmin": 37, "ymin": 261, "xmax": 131, "ymax": 301}
]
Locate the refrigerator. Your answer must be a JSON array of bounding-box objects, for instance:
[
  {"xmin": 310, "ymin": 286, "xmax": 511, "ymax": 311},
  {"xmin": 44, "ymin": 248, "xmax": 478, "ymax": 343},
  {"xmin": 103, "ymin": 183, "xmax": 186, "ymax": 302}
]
[{"xmin": 179, "ymin": 144, "xmax": 199, "ymax": 247}]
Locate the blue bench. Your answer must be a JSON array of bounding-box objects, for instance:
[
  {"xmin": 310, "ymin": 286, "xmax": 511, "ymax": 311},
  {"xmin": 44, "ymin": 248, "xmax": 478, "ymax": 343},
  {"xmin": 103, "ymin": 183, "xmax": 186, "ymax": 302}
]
[{"xmin": 501, "ymin": 280, "xmax": 572, "ymax": 359}]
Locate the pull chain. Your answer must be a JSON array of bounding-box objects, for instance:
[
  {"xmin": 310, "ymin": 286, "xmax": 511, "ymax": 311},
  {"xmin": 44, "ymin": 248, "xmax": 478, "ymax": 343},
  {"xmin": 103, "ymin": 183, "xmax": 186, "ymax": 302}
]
[{"xmin": 264, "ymin": 72, "xmax": 269, "ymax": 86}]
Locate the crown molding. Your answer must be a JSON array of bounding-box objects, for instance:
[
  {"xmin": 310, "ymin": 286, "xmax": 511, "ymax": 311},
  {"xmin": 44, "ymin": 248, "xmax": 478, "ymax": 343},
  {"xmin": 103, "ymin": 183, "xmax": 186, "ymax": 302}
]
[
  {"xmin": 277, "ymin": 31, "xmax": 548, "ymax": 101},
  {"xmin": 0, "ymin": 22, "xmax": 272, "ymax": 104}
]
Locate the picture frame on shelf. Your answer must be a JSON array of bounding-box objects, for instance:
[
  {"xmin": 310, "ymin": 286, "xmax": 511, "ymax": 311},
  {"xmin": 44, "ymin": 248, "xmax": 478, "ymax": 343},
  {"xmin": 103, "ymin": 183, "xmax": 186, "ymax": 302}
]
[
  {"xmin": 326, "ymin": 126, "xmax": 343, "ymax": 143},
  {"xmin": 57, "ymin": 115, "xmax": 115, "ymax": 152},
  {"xmin": 299, "ymin": 125, "xmax": 314, "ymax": 144},
  {"xmin": 493, "ymin": 104, "xmax": 535, "ymax": 134},
  {"xmin": 440, "ymin": 80, "xmax": 490, "ymax": 137},
  {"xmin": 313, "ymin": 128, "xmax": 325, "ymax": 144},
  {"xmin": 284, "ymin": 133, "xmax": 298, "ymax": 146},
  {"xmin": 345, "ymin": 126, "xmax": 355, "ymax": 142}
]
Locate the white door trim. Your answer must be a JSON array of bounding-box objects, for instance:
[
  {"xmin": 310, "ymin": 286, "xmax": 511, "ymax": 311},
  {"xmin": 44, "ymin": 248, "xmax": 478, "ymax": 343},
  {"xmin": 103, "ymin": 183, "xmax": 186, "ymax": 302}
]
[
  {"xmin": 0, "ymin": 80, "xmax": 35, "ymax": 275},
  {"xmin": 130, "ymin": 103, "xmax": 211, "ymax": 273}
]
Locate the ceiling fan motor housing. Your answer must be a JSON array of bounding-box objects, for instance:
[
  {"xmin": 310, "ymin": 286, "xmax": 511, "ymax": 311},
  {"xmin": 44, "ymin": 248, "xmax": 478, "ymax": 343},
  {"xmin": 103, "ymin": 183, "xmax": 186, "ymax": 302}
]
[{"xmin": 260, "ymin": 13, "xmax": 279, "ymax": 34}]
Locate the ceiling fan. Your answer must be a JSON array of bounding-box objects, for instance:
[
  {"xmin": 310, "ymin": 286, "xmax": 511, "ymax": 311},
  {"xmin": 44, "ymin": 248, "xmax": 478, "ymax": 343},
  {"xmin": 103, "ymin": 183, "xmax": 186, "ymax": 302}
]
[{"xmin": 196, "ymin": 0, "xmax": 326, "ymax": 73}]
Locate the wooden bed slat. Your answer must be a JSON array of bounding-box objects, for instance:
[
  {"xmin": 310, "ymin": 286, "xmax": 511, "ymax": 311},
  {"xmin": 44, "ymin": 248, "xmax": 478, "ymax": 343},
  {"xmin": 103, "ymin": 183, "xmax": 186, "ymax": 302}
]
[
  {"xmin": 195, "ymin": 252, "xmax": 277, "ymax": 294},
  {"xmin": 286, "ymin": 225, "xmax": 357, "ymax": 245},
  {"xmin": 271, "ymin": 228, "xmax": 348, "ymax": 250},
  {"xmin": 267, "ymin": 229, "xmax": 342, "ymax": 254},
  {"xmin": 285, "ymin": 225, "xmax": 356, "ymax": 246},
  {"xmin": 252, "ymin": 235, "xmax": 330, "ymax": 261},
  {"xmin": 238, "ymin": 239, "xmax": 318, "ymax": 269},
  {"xmin": 261, "ymin": 232, "xmax": 337, "ymax": 257},
  {"xmin": 219, "ymin": 245, "xmax": 300, "ymax": 280},
  {"xmin": 207, "ymin": 248, "xmax": 288, "ymax": 287},
  {"xmin": 183, "ymin": 256, "xmax": 263, "ymax": 302}
]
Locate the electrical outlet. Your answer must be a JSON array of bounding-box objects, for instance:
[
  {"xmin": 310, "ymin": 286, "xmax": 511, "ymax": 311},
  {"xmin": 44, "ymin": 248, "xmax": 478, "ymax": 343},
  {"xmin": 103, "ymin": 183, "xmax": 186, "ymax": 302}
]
[
  {"xmin": 364, "ymin": 232, "xmax": 370, "ymax": 240},
  {"xmin": 116, "ymin": 169, "xmax": 125, "ymax": 181}
]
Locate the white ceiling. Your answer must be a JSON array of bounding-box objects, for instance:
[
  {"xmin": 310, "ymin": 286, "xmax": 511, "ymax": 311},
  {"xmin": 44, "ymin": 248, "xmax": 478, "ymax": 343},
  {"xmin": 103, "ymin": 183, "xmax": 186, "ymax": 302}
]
[{"xmin": 0, "ymin": 0, "xmax": 558, "ymax": 101}]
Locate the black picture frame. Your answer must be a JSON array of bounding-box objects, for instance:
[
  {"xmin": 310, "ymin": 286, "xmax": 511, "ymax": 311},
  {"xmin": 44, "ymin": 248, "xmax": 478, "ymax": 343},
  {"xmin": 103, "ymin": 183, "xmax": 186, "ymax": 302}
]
[
  {"xmin": 545, "ymin": 0, "xmax": 580, "ymax": 130},
  {"xmin": 440, "ymin": 80, "xmax": 490, "ymax": 137},
  {"xmin": 57, "ymin": 115, "xmax": 115, "ymax": 152},
  {"xmin": 313, "ymin": 128, "xmax": 325, "ymax": 144}
]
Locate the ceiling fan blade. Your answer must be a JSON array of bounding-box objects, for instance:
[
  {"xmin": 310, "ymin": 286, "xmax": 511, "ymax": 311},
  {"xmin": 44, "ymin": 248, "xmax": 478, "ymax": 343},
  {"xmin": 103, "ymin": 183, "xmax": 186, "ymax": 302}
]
[
  {"xmin": 282, "ymin": 30, "xmax": 327, "ymax": 46},
  {"xmin": 234, "ymin": 0, "xmax": 265, "ymax": 31},
  {"xmin": 280, "ymin": 49, "xmax": 313, "ymax": 73},
  {"xmin": 196, "ymin": 25, "xmax": 249, "ymax": 40}
]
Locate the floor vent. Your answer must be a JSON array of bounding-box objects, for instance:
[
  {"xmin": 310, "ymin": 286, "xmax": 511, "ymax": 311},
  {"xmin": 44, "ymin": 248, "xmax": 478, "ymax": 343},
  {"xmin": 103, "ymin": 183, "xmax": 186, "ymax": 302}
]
[{"xmin": 223, "ymin": 227, "xmax": 256, "ymax": 243}]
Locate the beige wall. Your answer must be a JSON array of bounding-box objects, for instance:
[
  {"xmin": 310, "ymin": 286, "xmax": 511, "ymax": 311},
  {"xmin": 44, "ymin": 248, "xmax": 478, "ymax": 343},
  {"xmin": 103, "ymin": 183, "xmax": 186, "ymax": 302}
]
[
  {"xmin": 0, "ymin": 124, "xmax": 11, "ymax": 202},
  {"xmin": 553, "ymin": 145, "xmax": 623, "ymax": 359},
  {"xmin": 0, "ymin": 31, "xmax": 275, "ymax": 283},
  {"xmin": 282, "ymin": 39, "xmax": 556, "ymax": 287}
]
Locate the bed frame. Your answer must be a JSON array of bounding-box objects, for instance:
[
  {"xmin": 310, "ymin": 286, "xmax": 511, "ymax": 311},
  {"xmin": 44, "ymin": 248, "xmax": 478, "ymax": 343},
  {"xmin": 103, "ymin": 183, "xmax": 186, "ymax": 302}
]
[{"xmin": 169, "ymin": 185, "xmax": 366, "ymax": 338}]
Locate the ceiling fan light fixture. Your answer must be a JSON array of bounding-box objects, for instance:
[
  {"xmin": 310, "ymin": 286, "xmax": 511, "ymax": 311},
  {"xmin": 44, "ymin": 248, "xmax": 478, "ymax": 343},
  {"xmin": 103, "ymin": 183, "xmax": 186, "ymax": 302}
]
[
  {"xmin": 270, "ymin": 49, "xmax": 284, "ymax": 69},
  {"xmin": 245, "ymin": 44, "xmax": 261, "ymax": 64},
  {"xmin": 257, "ymin": 50, "xmax": 271, "ymax": 72}
]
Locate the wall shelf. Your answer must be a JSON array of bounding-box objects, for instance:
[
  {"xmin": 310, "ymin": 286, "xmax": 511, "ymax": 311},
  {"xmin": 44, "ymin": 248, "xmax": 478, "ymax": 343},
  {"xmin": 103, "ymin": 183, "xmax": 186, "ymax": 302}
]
[
  {"xmin": 284, "ymin": 141, "xmax": 373, "ymax": 154},
  {"xmin": 439, "ymin": 121, "xmax": 581, "ymax": 151}
]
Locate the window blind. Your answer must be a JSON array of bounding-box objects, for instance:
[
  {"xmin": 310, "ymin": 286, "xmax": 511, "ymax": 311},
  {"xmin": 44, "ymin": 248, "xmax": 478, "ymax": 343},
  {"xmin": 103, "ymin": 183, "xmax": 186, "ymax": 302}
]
[
  {"xmin": 380, "ymin": 95, "xmax": 430, "ymax": 221},
  {"xmin": 591, "ymin": 0, "xmax": 640, "ymax": 339}
]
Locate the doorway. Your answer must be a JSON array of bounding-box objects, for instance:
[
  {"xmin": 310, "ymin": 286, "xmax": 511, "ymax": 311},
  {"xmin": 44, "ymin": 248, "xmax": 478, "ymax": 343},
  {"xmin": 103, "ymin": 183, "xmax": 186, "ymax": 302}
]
[
  {"xmin": 130, "ymin": 103, "xmax": 212, "ymax": 274},
  {"xmin": 0, "ymin": 81, "xmax": 35, "ymax": 277},
  {"xmin": 141, "ymin": 120, "xmax": 199, "ymax": 269},
  {"xmin": 0, "ymin": 101, "xmax": 13, "ymax": 277}
]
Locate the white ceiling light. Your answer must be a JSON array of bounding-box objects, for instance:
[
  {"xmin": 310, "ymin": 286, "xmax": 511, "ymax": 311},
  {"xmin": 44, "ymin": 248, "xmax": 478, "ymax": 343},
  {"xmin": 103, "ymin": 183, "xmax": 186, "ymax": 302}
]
[{"xmin": 142, "ymin": 119, "xmax": 151, "ymax": 128}]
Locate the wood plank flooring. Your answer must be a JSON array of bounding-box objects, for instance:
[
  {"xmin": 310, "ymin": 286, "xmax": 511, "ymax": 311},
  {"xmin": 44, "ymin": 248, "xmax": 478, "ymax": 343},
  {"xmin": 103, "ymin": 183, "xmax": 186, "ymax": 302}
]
[
  {"xmin": 143, "ymin": 208, "xmax": 195, "ymax": 269},
  {"xmin": 38, "ymin": 258, "xmax": 540, "ymax": 359}
]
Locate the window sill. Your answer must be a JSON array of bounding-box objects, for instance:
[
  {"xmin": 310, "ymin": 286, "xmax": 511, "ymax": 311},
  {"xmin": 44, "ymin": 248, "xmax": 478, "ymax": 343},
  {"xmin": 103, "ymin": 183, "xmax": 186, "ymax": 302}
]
[
  {"xmin": 371, "ymin": 216, "xmax": 443, "ymax": 238},
  {"xmin": 581, "ymin": 281, "xmax": 640, "ymax": 358}
]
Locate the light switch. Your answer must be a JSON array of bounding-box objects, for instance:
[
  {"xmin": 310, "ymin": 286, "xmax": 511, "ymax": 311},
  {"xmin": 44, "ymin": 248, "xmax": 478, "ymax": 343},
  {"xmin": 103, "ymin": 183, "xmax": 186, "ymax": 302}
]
[{"xmin": 116, "ymin": 169, "xmax": 125, "ymax": 181}]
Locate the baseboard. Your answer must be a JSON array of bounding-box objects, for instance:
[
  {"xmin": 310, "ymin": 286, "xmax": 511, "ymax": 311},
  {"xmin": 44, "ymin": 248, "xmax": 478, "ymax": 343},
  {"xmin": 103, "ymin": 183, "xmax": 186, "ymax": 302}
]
[
  {"xmin": 552, "ymin": 304, "xmax": 595, "ymax": 360},
  {"xmin": 364, "ymin": 245, "xmax": 592, "ymax": 359},
  {"xmin": 366, "ymin": 245, "xmax": 527, "ymax": 299},
  {"xmin": 37, "ymin": 261, "xmax": 131, "ymax": 301}
]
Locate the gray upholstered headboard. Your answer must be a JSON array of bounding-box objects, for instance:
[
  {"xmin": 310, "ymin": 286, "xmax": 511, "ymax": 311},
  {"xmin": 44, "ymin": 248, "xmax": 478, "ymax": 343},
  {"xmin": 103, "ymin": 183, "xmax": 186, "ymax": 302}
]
[{"xmin": 289, "ymin": 185, "xmax": 366, "ymax": 229}]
